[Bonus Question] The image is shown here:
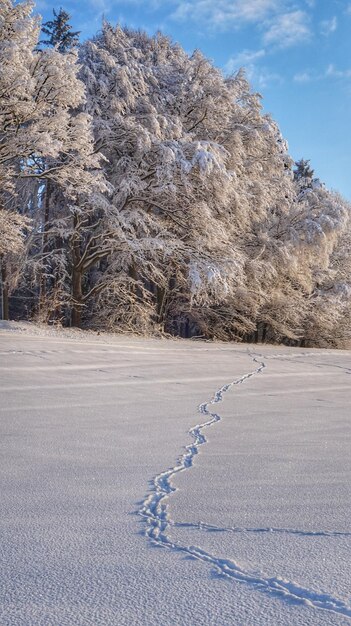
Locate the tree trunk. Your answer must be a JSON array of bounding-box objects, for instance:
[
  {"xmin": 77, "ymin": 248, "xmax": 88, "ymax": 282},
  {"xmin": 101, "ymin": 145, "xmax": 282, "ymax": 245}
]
[
  {"xmin": 38, "ymin": 179, "xmax": 52, "ymax": 315},
  {"xmin": 184, "ymin": 317, "xmax": 190, "ymax": 338},
  {"xmin": 71, "ymin": 214, "xmax": 83, "ymax": 327},
  {"xmin": 261, "ymin": 323, "xmax": 267, "ymax": 343},
  {"xmin": 129, "ymin": 262, "xmax": 143, "ymax": 300},
  {"xmin": 1, "ymin": 260, "xmax": 9, "ymax": 320},
  {"xmin": 71, "ymin": 265, "xmax": 83, "ymax": 327},
  {"xmin": 156, "ymin": 285, "xmax": 167, "ymax": 325}
]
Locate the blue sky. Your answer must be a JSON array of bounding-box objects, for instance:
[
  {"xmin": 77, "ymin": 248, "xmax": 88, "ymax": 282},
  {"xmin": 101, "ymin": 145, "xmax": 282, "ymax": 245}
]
[{"xmin": 36, "ymin": 0, "xmax": 351, "ymax": 200}]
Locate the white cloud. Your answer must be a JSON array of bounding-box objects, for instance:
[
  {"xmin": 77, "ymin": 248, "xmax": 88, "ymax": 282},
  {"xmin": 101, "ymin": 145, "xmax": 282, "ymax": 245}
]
[
  {"xmin": 33, "ymin": 0, "xmax": 49, "ymax": 10},
  {"xmin": 292, "ymin": 64, "xmax": 351, "ymax": 84},
  {"xmin": 84, "ymin": 0, "xmax": 315, "ymax": 50},
  {"xmin": 171, "ymin": 0, "xmax": 284, "ymax": 30},
  {"xmin": 326, "ymin": 64, "xmax": 351, "ymax": 79},
  {"xmin": 224, "ymin": 53, "xmax": 282, "ymax": 88},
  {"xmin": 263, "ymin": 10, "xmax": 311, "ymax": 48},
  {"xmin": 293, "ymin": 71, "xmax": 312, "ymax": 83},
  {"xmin": 106, "ymin": 0, "xmax": 316, "ymax": 49},
  {"xmin": 254, "ymin": 68, "xmax": 283, "ymax": 88},
  {"xmin": 87, "ymin": 0, "xmax": 111, "ymax": 13},
  {"xmin": 225, "ymin": 48, "xmax": 266, "ymax": 73},
  {"xmin": 320, "ymin": 16, "xmax": 337, "ymax": 36}
]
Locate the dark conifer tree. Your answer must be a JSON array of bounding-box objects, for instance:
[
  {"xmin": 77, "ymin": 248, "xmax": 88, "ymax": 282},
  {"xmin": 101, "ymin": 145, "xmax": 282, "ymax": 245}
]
[
  {"xmin": 293, "ymin": 159, "xmax": 314, "ymax": 183},
  {"xmin": 41, "ymin": 8, "xmax": 80, "ymax": 52}
]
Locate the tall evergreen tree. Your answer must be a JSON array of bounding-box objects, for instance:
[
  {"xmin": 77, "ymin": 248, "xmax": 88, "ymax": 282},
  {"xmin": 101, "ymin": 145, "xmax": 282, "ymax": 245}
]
[{"xmin": 41, "ymin": 8, "xmax": 80, "ymax": 52}]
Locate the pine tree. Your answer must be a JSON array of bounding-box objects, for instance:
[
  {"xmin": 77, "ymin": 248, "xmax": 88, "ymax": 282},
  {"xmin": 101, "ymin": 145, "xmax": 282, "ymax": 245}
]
[
  {"xmin": 293, "ymin": 158, "xmax": 314, "ymax": 183},
  {"xmin": 41, "ymin": 8, "xmax": 80, "ymax": 52}
]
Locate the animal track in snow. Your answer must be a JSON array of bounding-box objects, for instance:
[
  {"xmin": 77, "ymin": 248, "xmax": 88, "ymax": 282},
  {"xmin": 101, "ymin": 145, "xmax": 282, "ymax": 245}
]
[
  {"xmin": 174, "ymin": 521, "xmax": 351, "ymax": 538},
  {"xmin": 139, "ymin": 353, "xmax": 351, "ymax": 620}
]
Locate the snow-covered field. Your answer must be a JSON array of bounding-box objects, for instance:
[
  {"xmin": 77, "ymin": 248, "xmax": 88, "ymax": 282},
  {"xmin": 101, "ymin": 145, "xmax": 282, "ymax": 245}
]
[{"xmin": 1, "ymin": 323, "xmax": 350, "ymax": 625}]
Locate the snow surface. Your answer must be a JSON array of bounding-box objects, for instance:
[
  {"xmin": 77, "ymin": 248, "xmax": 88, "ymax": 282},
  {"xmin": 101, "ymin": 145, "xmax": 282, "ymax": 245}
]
[{"xmin": 0, "ymin": 323, "xmax": 350, "ymax": 625}]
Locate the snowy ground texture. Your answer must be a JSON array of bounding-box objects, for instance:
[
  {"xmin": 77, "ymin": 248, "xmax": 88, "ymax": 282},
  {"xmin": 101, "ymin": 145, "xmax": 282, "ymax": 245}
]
[{"xmin": 1, "ymin": 322, "xmax": 350, "ymax": 626}]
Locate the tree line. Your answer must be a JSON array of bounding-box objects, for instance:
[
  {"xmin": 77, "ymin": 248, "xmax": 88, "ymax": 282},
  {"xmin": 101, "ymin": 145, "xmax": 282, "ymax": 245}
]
[{"xmin": 1, "ymin": 0, "xmax": 351, "ymax": 346}]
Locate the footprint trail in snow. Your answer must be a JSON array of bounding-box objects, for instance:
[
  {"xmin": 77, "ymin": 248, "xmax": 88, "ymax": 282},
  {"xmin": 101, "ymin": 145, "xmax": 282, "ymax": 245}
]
[{"xmin": 139, "ymin": 353, "xmax": 351, "ymax": 620}]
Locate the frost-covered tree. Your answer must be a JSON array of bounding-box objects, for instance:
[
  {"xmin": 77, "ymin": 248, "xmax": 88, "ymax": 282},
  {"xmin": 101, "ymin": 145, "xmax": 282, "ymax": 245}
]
[
  {"xmin": 0, "ymin": 0, "xmax": 105, "ymax": 322},
  {"xmin": 241, "ymin": 160, "xmax": 351, "ymax": 346},
  {"xmin": 77, "ymin": 24, "xmax": 351, "ymax": 343},
  {"xmin": 79, "ymin": 26, "xmax": 237, "ymax": 332},
  {"xmin": 0, "ymin": 208, "xmax": 30, "ymax": 319},
  {"xmin": 0, "ymin": 2, "xmax": 100, "ymax": 191},
  {"xmin": 79, "ymin": 27, "xmax": 288, "ymax": 335},
  {"xmin": 290, "ymin": 176, "xmax": 351, "ymax": 346}
]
